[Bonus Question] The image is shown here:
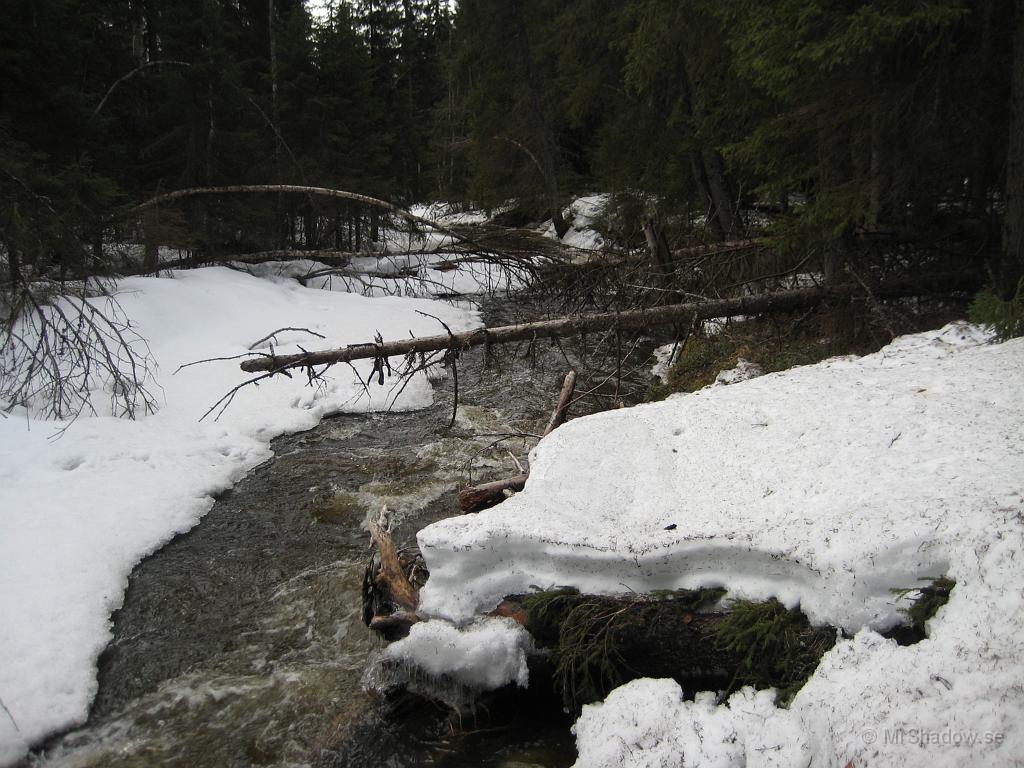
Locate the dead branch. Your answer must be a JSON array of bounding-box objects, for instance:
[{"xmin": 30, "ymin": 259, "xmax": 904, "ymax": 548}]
[
  {"xmin": 1, "ymin": 283, "xmax": 159, "ymax": 420},
  {"xmin": 669, "ymin": 238, "xmax": 764, "ymax": 260},
  {"xmin": 543, "ymin": 370, "xmax": 578, "ymax": 437},
  {"xmin": 93, "ymin": 60, "xmax": 191, "ymax": 117},
  {"xmin": 367, "ymin": 507, "xmax": 419, "ymax": 612},
  {"xmin": 457, "ymin": 474, "xmax": 529, "ymax": 513},
  {"xmin": 248, "ymin": 327, "xmax": 325, "ymax": 351}
]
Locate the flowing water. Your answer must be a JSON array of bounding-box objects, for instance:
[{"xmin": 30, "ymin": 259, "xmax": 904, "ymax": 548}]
[{"xmin": 31, "ymin": 293, "xmax": 650, "ymax": 768}]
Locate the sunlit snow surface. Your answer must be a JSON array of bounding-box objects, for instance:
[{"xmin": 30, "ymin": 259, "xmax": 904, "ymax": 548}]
[
  {"xmin": 0, "ymin": 267, "xmax": 480, "ymax": 764},
  {"xmin": 416, "ymin": 322, "xmax": 1024, "ymax": 767}
]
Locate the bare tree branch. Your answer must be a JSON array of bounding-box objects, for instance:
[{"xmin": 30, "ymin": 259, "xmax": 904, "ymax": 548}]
[{"xmin": 93, "ymin": 61, "xmax": 191, "ymax": 117}]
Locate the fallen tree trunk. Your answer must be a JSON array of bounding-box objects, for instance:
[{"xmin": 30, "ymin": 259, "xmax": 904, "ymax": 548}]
[
  {"xmin": 670, "ymin": 238, "xmax": 763, "ymax": 260},
  {"xmin": 500, "ymin": 589, "xmax": 838, "ymax": 713},
  {"xmin": 240, "ymin": 273, "xmax": 975, "ymax": 374}
]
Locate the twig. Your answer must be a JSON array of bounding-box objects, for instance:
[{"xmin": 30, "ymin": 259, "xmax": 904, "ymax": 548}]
[
  {"xmin": 93, "ymin": 61, "xmax": 191, "ymax": 117},
  {"xmin": 248, "ymin": 326, "xmax": 325, "ymax": 351}
]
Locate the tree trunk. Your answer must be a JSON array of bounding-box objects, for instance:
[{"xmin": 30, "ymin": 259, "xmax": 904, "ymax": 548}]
[
  {"xmin": 142, "ymin": 210, "xmax": 159, "ymax": 271},
  {"xmin": 504, "ymin": 591, "xmax": 837, "ymax": 711},
  {"xmin": 868, "ymin": 106, "xmax": 886, "ymax": 228},
  {"xmin": 688, "ymin": 153, "xmax": 725, "ymax": 239},
  {"xmin": 701, "ymin": 149, "xmax": 742, "ymax": 238},
  {"xmin": 1001, "ymin": 0, "xmax": 1024, "ymax": 299},
  {"xmin": 679, "ymin": 54, "xmax": 741, "ymax": 238},
  {"xmin": 511, "ymin": 4, "xmax": 567, "ymax": 239},
  {"xmin": 643, "ymin": 219, "xmax": 678, "ymax": 297}
]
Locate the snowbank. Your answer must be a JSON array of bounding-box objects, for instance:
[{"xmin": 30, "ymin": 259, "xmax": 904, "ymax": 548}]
[
  {"xmin": 381, "ymin": 617, "xmax": 531, "ymax": 693},
  {"xmin": 542, "ymin": 194, "xmax": 609, "ymax": 251},
  {"xmin": 417, "ymin": 322, "xmax": 1024, "ymax": 767},
  {"xmin": 0, "ymin": 267, "xmax": 479, "ymax": 765},
  {"xmin": 573, "ymin": 681, "xmax": 807, "ymax": 768}
]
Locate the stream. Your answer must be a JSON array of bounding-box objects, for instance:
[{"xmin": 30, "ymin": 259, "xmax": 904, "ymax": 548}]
[{"xmin": 31, "ymin": 291, "xmax": 651, "ymax": 768}]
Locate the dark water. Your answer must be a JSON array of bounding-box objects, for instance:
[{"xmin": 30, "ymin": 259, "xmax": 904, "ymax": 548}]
[{"xmin": 30, "ymin": 295, "xmax": 651, "ymax": 768}]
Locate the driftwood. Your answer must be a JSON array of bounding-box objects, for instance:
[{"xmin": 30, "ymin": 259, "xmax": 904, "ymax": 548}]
[
  {"xmin": 367, "ymin": 512, "xmax": 419, "ymax": 612},
  {"xmin": 458, "ymin": 370, "xmax": 578, "ymax": 513},
  {"xmin": 239, "ymin": 274, "xmax": 974, "ymax": 375},
  {"xmin": 457, "ymin": 474, "xmax": 529, "ymax": 513}
]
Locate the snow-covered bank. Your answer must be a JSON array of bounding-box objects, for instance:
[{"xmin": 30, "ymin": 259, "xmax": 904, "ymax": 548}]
[
  {"xmin": 0, "ymin": 267, "xmax": 479, "ymax": 765},
  {"xmin": 415, "ymin": 322, "xmax": 1024, "ymax": 767}
]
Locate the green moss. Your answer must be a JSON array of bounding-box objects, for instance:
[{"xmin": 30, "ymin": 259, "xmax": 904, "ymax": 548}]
[
  {"xmin": 715, "ymin": 598, "xmax": 836, "ymax": 705},
  {"xmin": 893, "ymin": 576, "xmax": 955, "ymax": 635},
  {"xmin": 647, "ymin": 325, "xmax": 841, "ymax": 402},
  {"xmin": 522, "ymin": 587, "xmax": 726, "ymax": 712},
  {"xmin": 521, "ymin": 589, "xmax": 835, "ymax": 711},
  {"xmin": 647, "ymin": 586, "xmax": 728, "ymax": 608}
]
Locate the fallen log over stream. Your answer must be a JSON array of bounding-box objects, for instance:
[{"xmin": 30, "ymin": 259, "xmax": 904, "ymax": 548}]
[{"xmin": 239, "ymin": 272, "xmax": 977, "ymax": 374}]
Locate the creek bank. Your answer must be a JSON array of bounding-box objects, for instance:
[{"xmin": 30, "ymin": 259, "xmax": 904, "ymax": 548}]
[{"xmin": 33, "ymin": 291, "xmax": 638, "ymax": 768}]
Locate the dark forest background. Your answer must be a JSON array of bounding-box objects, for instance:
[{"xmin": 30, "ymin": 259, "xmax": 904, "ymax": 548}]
[{"xmin": 1, "ymin": 0, "xmax": 1022, "ymax": 306}]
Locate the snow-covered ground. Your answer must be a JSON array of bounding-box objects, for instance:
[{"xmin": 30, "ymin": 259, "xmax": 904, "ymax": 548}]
[
  {"xmin": 0, "ymin": 266, "xmax": 480, "ymax": 765},
  {"xmin": 413, "ymin": 322, "xmax": 1024, "ymax": 767},
  {"xmin": 241, "ymin": 254, "xmax": 528, "ymax": 300}
]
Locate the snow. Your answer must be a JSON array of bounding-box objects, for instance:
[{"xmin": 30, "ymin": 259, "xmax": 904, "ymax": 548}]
[
  {"xmin": 416, "ymin": 321, "xmax": 1024, "ymax": 767},
  {"xmin": 713, "ymin": 358, "xmax": 763, "ymax": 386},
  {"xmin": 0, "ymin": 266, "xmax": 479, "ymax": 765},
  {"xmin": 650, "ymin": 342, "xmax": 680, "ymax": 383},
  {"xmin": 573, "ymin": 681, "xmax": 807, "ymax": 768},
  {"xmin": 381, "ymin": 617, "xmax": 532, "ymax": 692},
  {"xmin": 409, "ymin": 202, "xmax": 493, "ymax": 227},
  {"xmin": 542, "ymin": 194, "xmax": 609, "ymax": 251},
  {"xmin": 238, "ymin": 252, "xmax": 528, "ymax": 299}
]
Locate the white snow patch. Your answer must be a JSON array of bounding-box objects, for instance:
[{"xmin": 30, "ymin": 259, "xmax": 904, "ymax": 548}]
[
  {"xmin": 241, "ymin": 252, "xmax": 527, "ymax": 299},
  {"xmin": 650, "ymin": 342, "xmax": 680, "ymax": 383},
  {"xmin": 381, "ymin": 617, "xmax": 532, "ymax": 693},
  {"xmin": 409, "ymin": 202, "xmax": 493, "ymax": 227},
  {"xmin": 572, "ymin": 680, "xmax": 807, "ymax": 768},
  {"xmin": 416, "ymin": 321, "xmax": 1024, "ymax": 767},
  {"xmin": 713, "ymin": 358, "xmax": 763, "ymax": 386},
  {"xmin": 0, "ymin": 266, "xmax": 479, "ymax": 764},
  {"xmin": 542, "ymin": 194, "xmax": 609, "ymax": 251}
]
